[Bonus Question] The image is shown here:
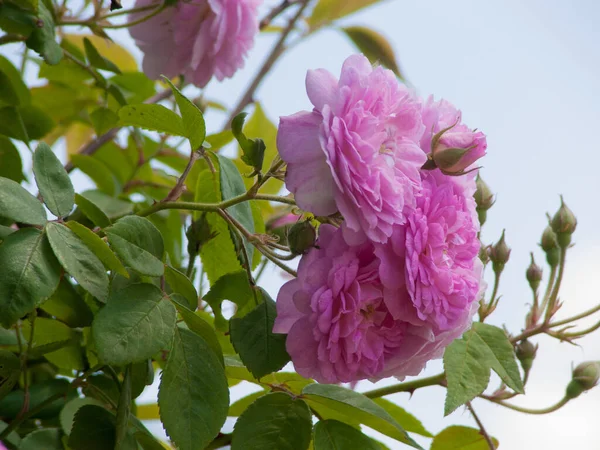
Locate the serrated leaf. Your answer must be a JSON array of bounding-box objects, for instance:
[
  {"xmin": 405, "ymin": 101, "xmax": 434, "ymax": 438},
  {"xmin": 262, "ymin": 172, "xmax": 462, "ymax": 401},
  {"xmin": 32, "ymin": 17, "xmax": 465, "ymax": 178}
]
[
  {"xmin": 60, "ymin": 397, "xmax": 105, "ymax": 435},
  {"xmin": 25, "ymin": 1, "xmax": 62, "ymax": 64},
  {"xmin": 90, "ymin": 107, "xmax": 119, "ymax": 135},
  {"xmin": 232, "ymin": 112, "xmax": 265, "ymax": 172},
  {"xmin": 105, "ymin": 215, "xmax": 164, "ymax": 277},
  {"xmin": 83, "ymin": 37, "xmax": 121, "ymax": 74},
  {"xmin": 0, "ymin": 176, "xmax": 47, "ymax": 225},
  {"xmin": 204, "ymin": 270, "xmax": 255, "ymax": 329},
  {"xmin": 372, "ymin": 398, "xmax": 432, "ymax": 437},
  {"xmin": 229, "ymin": 289, "xmax": 290, "ymax": 379},
  {"xmin": 19, "ymin": 428, "xmax": 63, "ymax": 450},
  {"xmin": 0, "ymin": 228, "xmax": 60, "ymax": 328},
  {"xmin": 162, "ymin": 77, "xmax": 206, "ymax": 150},
  {"xmin": 308, "ymin": 0, "xmax": 384, "ymax": 29},
  {"xmin": 314, "ymin": 420, "xmax": 381, "ymax": 450},
  {"xmin": 92, "ymin": 283, "xmax": 176, "ymax": 365},
  {"xmin": 118, "ymin": 104, "xmax": 184, "ymax": 136},
  {"xmin": 46, "ymin": 222, "xmax": 109, "ymax": 302},
  {"xmin": 231, "ymin": 392, "xmax": 312, "ymax": 450},
  {"xmin": 444, "ymin": 322, "xmax": 523, "ymax": 415},
  {"xmin": 70, "ymin": 154, "xmax": 118, "ymax": 195},
  {"xmin": 302, "ymin": 384, "xmax": 422, "ymax": 449},
  {"xmin": 74, "ymin": 193, "xmax": 111, "ymax": 228},
  {"xmin": 431, "ymin": 426, "xmax": 499, "ymax": 450},
  {"xmin": 169, "ymin": 294, "xmax": 223, "ymax": 365},
  {"xmin": 341, "ymin": 26, "xmax": 402, "ymax": 78},
  {"xmin": 79, "ymin": 190, "xmax": 133, "ymax": 219},
  {"xmin": 66, "ymin": 220, "xmax": 128, "ymax": 277},
  {"xmin": 0, "ymin": 136, "xmax": 24, "ymax": 182},
  {"xmin": 68, "ymin": 405, "xmax": 116, "ymax": 450},
  {"xmin": 33, "ymin": 142, "xmax": 75, "ymax": 218},
  {"xmin": 164, "ymin": 266, "xmax": 197, "ymax": 310},
  {"xmin": 159, "ymin": 328, "xmax": 229, "ymax": 450}
]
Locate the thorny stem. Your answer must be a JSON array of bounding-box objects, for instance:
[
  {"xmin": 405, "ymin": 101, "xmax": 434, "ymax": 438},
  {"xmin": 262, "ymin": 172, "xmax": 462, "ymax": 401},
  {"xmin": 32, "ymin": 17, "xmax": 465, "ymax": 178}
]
[
  {"xmin": 362, "ymin": 373, "xmax": 445, "ymax": 398},
  {"xmin": 226, "ymin": 0, "xmax": 311, "ymax": 125},
  {"xmin": 480, "ymin": 395, "xmax": 570, "ymax": 415},
  {"xmin": 466, "ymin": 402, "xmax": 496, "ymax": 449}
]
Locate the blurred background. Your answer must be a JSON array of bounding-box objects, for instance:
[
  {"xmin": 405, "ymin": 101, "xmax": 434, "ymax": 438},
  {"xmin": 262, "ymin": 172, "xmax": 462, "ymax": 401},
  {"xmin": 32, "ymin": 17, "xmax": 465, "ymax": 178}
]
[{"xmin": 4, "ymin": 0, "xmax": 600, "ymax": 448}]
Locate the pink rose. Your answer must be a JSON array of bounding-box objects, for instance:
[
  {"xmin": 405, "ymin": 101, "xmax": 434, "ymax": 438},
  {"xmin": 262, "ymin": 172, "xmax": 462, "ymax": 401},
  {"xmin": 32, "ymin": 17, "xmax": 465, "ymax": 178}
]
[
  {"xmin": 277, "ymin": 54, "xmax": 426, "ymax": 244},
  {"xmin": 273, "ymin": 224, "xmax": 479, "ymax": 383},
  {"xmin": 420, "ymin": 97, "xmax": 487, "ymax": 176},
  {"xmin": 129, "ymin": 0, "xmax": 261, "ymax": 88}
]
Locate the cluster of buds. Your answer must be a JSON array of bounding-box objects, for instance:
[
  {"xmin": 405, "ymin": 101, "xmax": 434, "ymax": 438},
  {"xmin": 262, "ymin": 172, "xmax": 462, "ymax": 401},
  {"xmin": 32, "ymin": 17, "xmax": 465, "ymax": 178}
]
[{"xmin": 566, "ymin": 361, "xmax": 600, "ymax": 399}]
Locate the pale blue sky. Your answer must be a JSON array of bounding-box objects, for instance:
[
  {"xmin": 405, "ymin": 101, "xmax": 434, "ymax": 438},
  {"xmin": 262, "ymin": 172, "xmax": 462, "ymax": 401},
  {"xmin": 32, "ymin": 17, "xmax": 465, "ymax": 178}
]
[{"xmin": 3, "ymin": 0, "xmax": 600, "ymax": 448}]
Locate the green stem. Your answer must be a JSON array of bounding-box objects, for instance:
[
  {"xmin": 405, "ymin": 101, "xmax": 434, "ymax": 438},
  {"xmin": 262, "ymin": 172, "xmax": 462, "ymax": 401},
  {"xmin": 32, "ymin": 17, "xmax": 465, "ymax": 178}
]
[
  {"xmin": 563, "ymin": 319, "xmax": 600, "ymax": 339},
  {"xmin": 544, "ymin": 247, "xmax": 567, "ymax": 322},
  {"xmin": 466, "ymin": 402, "xmax": 496, "ymax": 449},
  {"xmin": 481, "ymin": 395, "xmax": 569, "ymax": 415},
  {"xmin": 539, "ymin": 264, "xmax": 557, "ymax": 317},
  {"xmin": 101, "ymin": 4, "xmax": 166, "ymax": 29},
  {"xmin": 362, "ymin": 373, "xmax": 445, "ymax": 398}
]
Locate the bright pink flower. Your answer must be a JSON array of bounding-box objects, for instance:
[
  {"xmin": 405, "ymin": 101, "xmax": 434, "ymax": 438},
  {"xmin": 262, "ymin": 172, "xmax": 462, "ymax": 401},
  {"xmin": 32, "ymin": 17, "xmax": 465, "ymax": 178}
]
[
  {"xmin": 129, "ymin": 0, "xmax": 261, "ymax": 88},
  {"xmin": 420, "ymin": 96, "xmax": 487, "ymax": 175},
  {"xmin": 377, "ymin": 170, "xmax": 483, "ymax": 332},
  {"xmin": 273, "ymin": 224, "xmax": 480, "ymax": 383},
  {"xmin": 277, "ymin": 54, "xmax": 426, "ymax": 244}
]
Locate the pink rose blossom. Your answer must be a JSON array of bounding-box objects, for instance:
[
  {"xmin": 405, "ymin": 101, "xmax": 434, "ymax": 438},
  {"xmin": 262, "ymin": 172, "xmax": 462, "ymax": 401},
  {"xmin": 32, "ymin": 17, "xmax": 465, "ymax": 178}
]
[
  {"xmin": 273, "ymin": 224, "xmax": 480, "ymax": 383},
  {"xmin": 129, "ymin": 0, "xmax": 261, "ymax": 88},
  {"xmin": 277, "ymin": 54, "xmax": 426, "ymax": 244},
  {"xmin": 420, "ymin": 96, "xmax": 487, "ymax": 176}
]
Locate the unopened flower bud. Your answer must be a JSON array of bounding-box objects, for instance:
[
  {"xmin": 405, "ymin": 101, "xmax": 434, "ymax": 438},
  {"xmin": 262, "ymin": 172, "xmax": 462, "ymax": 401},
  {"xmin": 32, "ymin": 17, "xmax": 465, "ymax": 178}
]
[
  {"xmin": 551, "ymin": 196, "xmax": 577, "ymax": 248},
  {"xmin": 287, "ymin": 220, "xmax": 316, "ymax": 255},
  {"xmin": 515, "ymin": 340, "xmax": 537, "ymax": 372},
  {"xmin": 474, "ymin": 175, "xmax": 494, "ymax": 209},
  {"xmin": 540, "ymin": 224, "xmax": 560, "ymax": 267},
  {"xmin": 186, "ymin": 214, "xmax": 218, "ymax": 257},
  {"xmin": 566, "ymin": 361, "xmax": 600, "ymax": 399},
  {"xmin": 526, "ymin": 253, "xmax": 543, "ymax": 292},
  {"xmin": 478, "ymin": 245, "xmax": 490, "ymax": 265},
  {"xmin": 489, "ymin": 230, "xmax": 511, "ymax": 273}
]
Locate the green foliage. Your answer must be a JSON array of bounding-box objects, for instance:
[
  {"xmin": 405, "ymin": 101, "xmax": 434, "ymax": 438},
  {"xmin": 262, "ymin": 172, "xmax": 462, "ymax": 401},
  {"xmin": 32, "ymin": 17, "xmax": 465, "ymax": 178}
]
[
  {"xmin": 68, "ymin": 405, "xmax": 117, "ymax": 450},
  {"xmin": 313, "ymin": 420, "xmax": 381, "ymax": 450},
  {"xmin": 33, "ymin": 142, "xmax": 75, "ymax": 218},
  {"xmin": 431, "ymin": 426, "xmax": 499, "ymax": 449},
  {"xmin": 0, "ymin": 177, "xmax": 47, "ymax": 225},
  {"xmin": 444, "ymin": 322, "xmax": 524, "ymax": 415},
  {"xmin": 231, "ymin": 393, "xmax": 312, "ymax": 450},
  {"xmin": 341, "ymin": 26, "xmax": 402, "ymax": 78},
  {"xmin": 0, "ymin": 350, "xmax": 20, "ymax": 401},
  {"xmin": 25, "ymin": 1, "xmax": 62, "ymax": 65},
  {"xmin": 118, "ymin": 104, "xmax": 185, "ymax": 136},
  {"xmin": 162, "ymin": 77, "xmax": 206, "ymax": 150},
  {"xmin": 232, "ymin": 112, "xmax": 266, "ymax": 173},
  {"xmin": 308, "ymin": 0, "xmax": 384, "ymax": 29}
]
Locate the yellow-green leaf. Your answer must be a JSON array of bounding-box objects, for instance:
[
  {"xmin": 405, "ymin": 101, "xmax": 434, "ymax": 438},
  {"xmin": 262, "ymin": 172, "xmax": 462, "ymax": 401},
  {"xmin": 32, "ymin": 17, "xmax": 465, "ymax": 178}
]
[{"xmin": 341, "ymin": 26, "xmax": 402, "ymax": 78}]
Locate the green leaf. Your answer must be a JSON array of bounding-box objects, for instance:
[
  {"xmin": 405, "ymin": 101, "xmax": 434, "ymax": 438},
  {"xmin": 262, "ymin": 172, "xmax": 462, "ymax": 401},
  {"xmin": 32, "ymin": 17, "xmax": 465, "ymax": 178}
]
[
  {"xmin": 230, "ymin": 289, "xmax": 290, "ymax": 379},
  {"xmin": 0, "ymin": 3, "xmax": 36, "ymax": 38},
  {"xmin": 66, "ymin": 220, "xmax": 129, "ymax": 277},
  {"xmin": 314, "ymin": 420, "xmax": 381, "ymax": 450},
  {"xmin": 115, "ymin": 366, "xmax": 132, "ymax": 450},
  {"xmin": 118, "ymin": 104, "xmax": 185, "ymax": 136},
  {"xmin": 232, "ymin": 112, "xmax": 265, "ymax": 172},
  {"xmin": 0, "ymin": 228, "xmax": 60, "ymax": 328},
  {"xmin": 164, "ymin": 265, "xmax": 197, "ymax": 310},
  {"xmin": 0, "ymin": 55, "xmax": 30, "ymax": 106},
  {"xmin": 231, "ymin": 392, "xmax": 312, "ymax": 450},
  {"xmin": 0, "ymin": 350, "xmax": 20, "ymax": 402},
  {"xmin": 250, "ymin": 201, "xmax": 265, "ymax": 269},
  {"xmin": 40, "ymin": 278, "xmax": 94, "ymax": 327},
  {"xmin": 93, "ymin": 141, "xmax": 134, "ymax": 186},
  {"xmin": 148, "ymin": 209, "xmax": 183, "ymax": 269},
  {"xmin": 0, "ymin": 225, "xmax": 15, "ymax": 242},
  {"xmin": 90, "ymin": 107, "xmax": 119, "ymax": 135},
  {"xmin": 169, "ymin": 294, "xmax": 223, "ymax": 365},
  {"xmin": 106, "ymin": 215, "xmax": 164, "ymax": 277},
  {"xmin": 130, "ymin": 359, "xmax": 153, "ymax": 399},
  {"xmin": 33, "ymin": 142, "xmax": 75, "ymax": 218},
  {"xmin": 159, "ymin": 327, "xmax": 229, "ymax": 450},
  {"xmin": 21, "ymin": 316, "xmax": 75, "ymax": 356},
  {"xmin": 302, "ymin": 384, "xmax": 422, "ymax": 449},
  {"xmin": 79, "ymin": 190, "xmax": 133, "ymax": 219},
  {"xmin": 59, "ymin": 397, "xmax": 105, "ymax": 435},
  {"xmin": 68, "ymin": 405, "xmax": 116, "ymax": 450},
  {"xmin": 0, "ymin": 176, "xmax": 46, "ymax": 225},
  {"xmin": 431, "ymin": 426, "xmax": 499, "ymax": 450},
  {"xmin": 70, "ymin": 154, "xmax": 118, "ymax": 195},
  {"xmin": 83, "ymin": 37, "xmax": 122, "ymax": 74},
  {"xmin": 308, "ymin": 0, "xmax": 384, "ymax": 29},
  {"xmin": 25, "ymin": 1, "xmax": 63, "ymax": 64},
  {"xmin": 74, "ymin": 193, "xmax": 111, "ymax": 228},
  {"xmin": 130, "ymin": 414, "xmax": 167, "ymax": 450},
  {"xmin": 228, "ymin": 390, "xmax": 266, "ymax": 417},
  {"xmin": 205, "ymin": 129, "xmax": 234, "ymax": 149},
  {"xmin": 444, "ymin": 322, "xmax": 524, "ymax": 415},
  {"xmin": 19, "ymin": 428, "xmax": 63, "ymax": 450},
  {"xmin": 0, "ymin": 379, "xmax": 76, "ymax": 420},
  {"xmin": 372, "ymin": 398, "xmax": 432, "ymax": 437},
  {"xmin": 110, "ymin": 72, "xmax": 156, "ymax": 104},
  {"xmin": 204, "ymin": 270, "xmax": 255, "ymax": 329},
  {"xmin": 0, "ymin": 136, "xmax": 25, "ymax": 182},
  {"xmin": 216, "ymin": 153, "xmax": 255, "ymax": 262},
  {"xmin": 162, "ymin": 77, "xmax": 206, "ymax": 150},
  {"xmin": 92, "ymin": 283, "xmax": 176, "ymax": 365},
  {"xmin": 0, "ymin": 104, "xmax": 54, "ymax": 142},
  {"xmin": 341, "ymin": 26, "xmax": 402, "ymax": 78},
  {"xmin": 0, "ymin": 420, "xmax": 21, "ymax": 448},
  {"xmin": 46, "ymin": 222, "xmax": 109, "ymax": 302}
]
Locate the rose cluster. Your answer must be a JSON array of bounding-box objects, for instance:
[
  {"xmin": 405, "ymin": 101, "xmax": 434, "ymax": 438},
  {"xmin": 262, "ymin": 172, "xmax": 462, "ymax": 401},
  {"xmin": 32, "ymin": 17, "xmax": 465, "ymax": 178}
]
[{"xmin": 273, "ymin": 54, "xmax": 486, "ymax": 383}]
